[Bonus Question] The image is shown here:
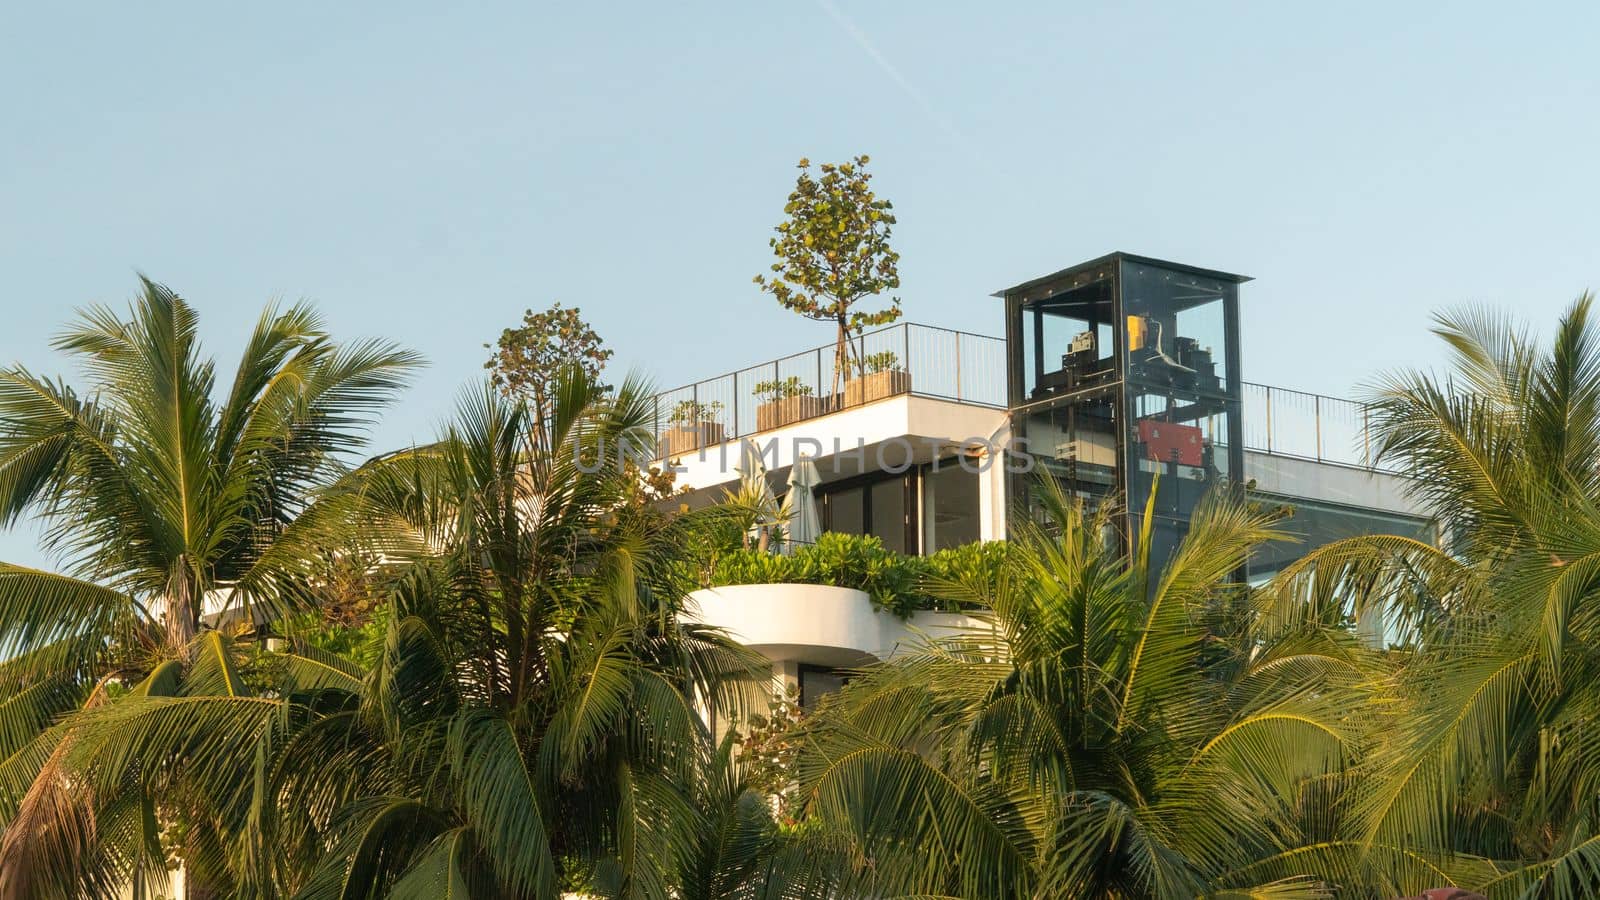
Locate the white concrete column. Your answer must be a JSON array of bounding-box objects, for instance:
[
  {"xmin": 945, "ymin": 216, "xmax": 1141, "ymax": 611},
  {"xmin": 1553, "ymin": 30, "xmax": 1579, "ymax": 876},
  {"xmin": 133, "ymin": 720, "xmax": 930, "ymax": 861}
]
[{"xmin": 978, "ymin": 422, "xmax": 1011, "ymax": 542}]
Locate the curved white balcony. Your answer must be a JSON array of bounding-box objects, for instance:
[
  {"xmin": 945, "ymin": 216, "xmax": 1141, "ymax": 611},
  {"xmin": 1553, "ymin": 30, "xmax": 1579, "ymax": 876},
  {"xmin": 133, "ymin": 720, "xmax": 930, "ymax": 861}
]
[{"xmin": 685, "ymin": 583, "xmax": 990, "ymax": 668}]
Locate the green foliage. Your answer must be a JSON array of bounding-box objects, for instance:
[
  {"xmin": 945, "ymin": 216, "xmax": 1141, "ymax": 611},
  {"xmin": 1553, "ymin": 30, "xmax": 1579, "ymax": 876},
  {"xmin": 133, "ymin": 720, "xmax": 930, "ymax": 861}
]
[
  {"xmin": 750, "ymin": 375, "xmax": 813, "ymax": 401},
  {"xmin": 668, "ymin": 398, "xmax": 724, "ymax": 425},
  {"xmin": 0, "ymin": 282, "xmax": 418, "ymax": 897},
  {"xmin": 20, "ymin": 284, "xmax": 1600, "ymax": 898},
  {"xmin": 185, "ymin": 368, "xmax": 782, "ymax": 899},
  {"xmin": 802, "ymin": 532, "xmax": 921, "ymax": 615},
  {"xmin": 863, "ymin": 350, "xmax": 901, "ymax": 373},
  {"xmin": 791, "ymin": 485, "xmax": 1379, "ymax": 899},
  {"xmin": 483, "ymin": 301, "xmax": 612, "ymax": 411},
  {"xmin": 920, "ymin": 539, "xmax": 1015, "ymax": 606},
  {"xmin": 1262, "ymin": 292, "xmax": 1600, "ymax": 898},
  {"xmin": 735, "ymin": 685, "xmax": 805, "ymax": 822},
  {"xmin": 753, "ymin": 155, "xmax": 901, "ymax": 381},
  {"xmin": 709, "ymin": 532, "xmax": 1010, "ymax": 617}
]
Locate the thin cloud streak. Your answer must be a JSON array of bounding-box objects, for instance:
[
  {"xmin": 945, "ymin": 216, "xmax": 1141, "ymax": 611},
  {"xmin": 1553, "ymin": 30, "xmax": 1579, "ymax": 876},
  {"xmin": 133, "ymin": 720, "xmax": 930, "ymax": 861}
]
[{"xmin": 812, "ymin": 0, "xmax": 991, "ymax": 169}]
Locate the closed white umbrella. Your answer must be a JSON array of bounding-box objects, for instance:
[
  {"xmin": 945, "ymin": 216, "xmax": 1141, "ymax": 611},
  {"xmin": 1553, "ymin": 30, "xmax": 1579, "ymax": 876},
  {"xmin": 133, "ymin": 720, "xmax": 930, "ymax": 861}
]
[{"xmin": 786, "ymin": 453, "xmax": 822, "ymax": 551}]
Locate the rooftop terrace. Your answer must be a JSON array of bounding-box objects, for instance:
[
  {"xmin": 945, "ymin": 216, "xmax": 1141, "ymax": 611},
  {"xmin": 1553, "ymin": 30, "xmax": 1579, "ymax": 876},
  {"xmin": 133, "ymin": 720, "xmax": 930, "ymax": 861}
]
[{"xmin": 648, "ymin": 321, "xmax": 1394, "ymax": 473}]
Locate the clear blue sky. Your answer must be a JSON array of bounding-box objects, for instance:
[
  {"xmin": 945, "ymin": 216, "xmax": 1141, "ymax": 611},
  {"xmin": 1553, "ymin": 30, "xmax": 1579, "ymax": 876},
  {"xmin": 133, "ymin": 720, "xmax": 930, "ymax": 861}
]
[{"xmin": 3, "ymin": 2, "xmax": 1597, "ymax": 568}]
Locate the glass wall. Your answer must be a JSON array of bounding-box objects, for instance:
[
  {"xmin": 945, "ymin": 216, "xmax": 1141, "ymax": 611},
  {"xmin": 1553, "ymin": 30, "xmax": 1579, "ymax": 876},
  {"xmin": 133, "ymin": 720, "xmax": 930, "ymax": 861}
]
[
  {"xmin": 870, "ymin": 479, "xmax": 909, "ymax": 554},
  {"xmin": 1119, "ymin": 258, "xmax": 1242, "ymax": 565},
  {"xmin": 1245, "ymin": 494, "xmax": 1434, "ymax": 581},
  {"xmin": 1013, "ymin": 387, "xmax": 1122, "ymax": 513},
  {"xmin": 824, "ymin": 483, "xmax": 866, "ymax": 537},
  {"xmin": 799, "ymin": 665, "xmax": 849, "ymax": 709},
  {"xmin": 821, "ymin": 471, "xmax": 910, "ymax": 553},
  {"xmin": 1017, "ymin": 271, "xmax": 1119, "ymax": 403},
  {"xmin": 922, "ymin": 461, "xmax": 981, "ymax": 551},
  {"xmin": 818, "ymin": 461, "xmax": 982, "ymax": 555}
]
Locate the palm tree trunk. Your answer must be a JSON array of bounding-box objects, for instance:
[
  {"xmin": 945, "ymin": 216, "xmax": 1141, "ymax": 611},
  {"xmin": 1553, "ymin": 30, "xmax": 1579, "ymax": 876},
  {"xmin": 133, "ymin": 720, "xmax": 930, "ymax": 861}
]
[
  {"xmin": 164, "ymin": 566, "xmax": 197, "ymax": 658},
  {"xmin": 165, "ymin": 602, "xmax": 195, "ymax": 653}
]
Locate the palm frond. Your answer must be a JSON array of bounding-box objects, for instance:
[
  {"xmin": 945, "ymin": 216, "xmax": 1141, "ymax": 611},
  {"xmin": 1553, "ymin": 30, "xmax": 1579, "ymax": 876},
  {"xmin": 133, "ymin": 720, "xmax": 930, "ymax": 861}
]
[{"xmin": 443, "ymin": 708, "xmax": 556, "ymax": 898}]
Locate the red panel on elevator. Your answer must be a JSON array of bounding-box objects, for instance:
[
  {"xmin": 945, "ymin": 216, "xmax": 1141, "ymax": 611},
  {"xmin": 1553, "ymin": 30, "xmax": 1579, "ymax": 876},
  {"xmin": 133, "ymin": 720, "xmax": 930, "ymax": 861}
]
[{"xmin": 1138, "ymin": 419, "xmax": 1203, "ymax": 467}]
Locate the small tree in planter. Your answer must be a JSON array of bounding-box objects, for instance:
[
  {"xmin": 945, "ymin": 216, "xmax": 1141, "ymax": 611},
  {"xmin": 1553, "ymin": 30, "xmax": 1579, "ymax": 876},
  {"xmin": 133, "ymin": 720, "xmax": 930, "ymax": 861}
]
[
  {"xmin": 843, "ymin": 349, "xmax": 910, "ymax": 407},
  {"xmin": 754, "ymin": 155, "xmax": 902, "ymax": 406},
  {"xmin": 661, "ymin": 399, "xmax": 725, "ymax": 457},
  {"xmin": 753, "ymin": 376, "xmax": 825, "ymax": 431}
]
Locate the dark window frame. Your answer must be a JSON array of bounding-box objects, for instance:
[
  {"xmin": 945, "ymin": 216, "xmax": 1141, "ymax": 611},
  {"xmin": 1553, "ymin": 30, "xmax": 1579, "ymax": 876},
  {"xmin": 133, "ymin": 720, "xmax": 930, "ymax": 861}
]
[
  {"xmin": 819, "ymin": 467, "xmax": 917, "ymax": 554},
  {"xmin": 921, "ymin": 455, "xmax": 982, "ymax": 553}
]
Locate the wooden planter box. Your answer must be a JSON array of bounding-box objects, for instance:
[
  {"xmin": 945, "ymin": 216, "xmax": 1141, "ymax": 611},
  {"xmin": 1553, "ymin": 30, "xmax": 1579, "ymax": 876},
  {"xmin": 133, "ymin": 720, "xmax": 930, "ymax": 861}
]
[
  {"xmin": 755, "ymin": 395, "xmax": 827, "ymax": 431},
  {"xmin": 660, "ymin": 422, "xmax": 725, "ymax": 458},
  {"xmin": 842, "ymin": 370, "xmax": 911, "ymax": 408}
]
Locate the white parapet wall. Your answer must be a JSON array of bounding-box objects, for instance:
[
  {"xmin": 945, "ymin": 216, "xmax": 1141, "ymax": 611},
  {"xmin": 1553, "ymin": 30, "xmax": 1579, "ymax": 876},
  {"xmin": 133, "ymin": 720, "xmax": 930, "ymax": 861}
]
[
  {"xmin": 665, "ymin": 395, "xmax": 1009, "ymax": 493},
  {"xmin": 685, "ymin": 583, "xmax": 989, "ymax": 671},
  {"xmin": 1244, "ymin": 450, "xmax": 1428, "ymax": 519}
]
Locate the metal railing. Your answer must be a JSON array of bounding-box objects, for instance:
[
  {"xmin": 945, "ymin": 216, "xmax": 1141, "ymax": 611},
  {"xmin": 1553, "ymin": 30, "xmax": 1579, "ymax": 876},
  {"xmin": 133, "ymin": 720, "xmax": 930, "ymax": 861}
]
[
  {"xmin": 1242, "ymin": 382, "xmax": 1391, "ymax": 472},
  {"xmin": 647, "ymin": 325, "xmax": 1393, "ymax": 472},
  {"xmin": 649, "ymin": 322, "xmax": 1006, "ymax": 458}
]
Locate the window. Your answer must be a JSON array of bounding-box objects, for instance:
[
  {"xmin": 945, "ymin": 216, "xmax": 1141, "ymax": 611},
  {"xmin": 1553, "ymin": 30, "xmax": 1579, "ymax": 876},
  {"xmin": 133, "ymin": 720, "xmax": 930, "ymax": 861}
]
[
  {"xmin": 923, "ymin": 461, "xmax": 980, "ymax": 551},
  {"xmin": 826, "ymin": 485, "xmax": 865, "ymax": 536},
  {"xmin": 820, "ymin": 464, "xmax": 984, "ymax": 555},
  {"xmin": 870, "ymin": 478, "xmax": 908, "ymax": 553},
  {"xmin": 1018, "ymin": 274, "xmax": 1118, "ymax": 402},
  {"xmin": 822, "ymin": 472, "xmax": 911, "ymax": 552}
]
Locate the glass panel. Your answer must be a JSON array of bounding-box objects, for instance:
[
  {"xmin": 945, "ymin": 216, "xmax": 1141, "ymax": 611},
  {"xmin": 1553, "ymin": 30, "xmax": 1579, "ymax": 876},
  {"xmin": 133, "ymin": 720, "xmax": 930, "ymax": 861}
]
[
  {"xmin": 1121, "ymin": 262, "xmax": 1231, "ymax": 398},
  {"xmin": 870, "ymin": 478, "xmax": 907, "ymax": 553},
  {"xmin": 826, "ymin": 485, "xmax": 865, "ymax": 536},
  {"xmin": 1119, "ymin": 259, "xmax": 1239, "ymax": 564},
  {"xmin": 1246, "ymin": 495, "xmax": 1433, "ymax": 581},
  {"xmin": 1015, "ymin": 387, "xmax": 1122, "ymax": 515},
  {"xmin": 1020, "ymin": 276, "xmax": 1118, "ymax": 401},
  {"xmin": 1246, "ymin": 494, "xmax": 1435, "ymax": 648},
  {"xmin": 923, "ymin": 461, "xmax": 981, "ymax": 552}
]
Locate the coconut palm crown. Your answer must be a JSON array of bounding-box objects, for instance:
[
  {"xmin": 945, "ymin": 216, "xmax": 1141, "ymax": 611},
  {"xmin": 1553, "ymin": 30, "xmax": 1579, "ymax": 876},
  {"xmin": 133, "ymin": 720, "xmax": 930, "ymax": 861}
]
[
  {"xmin": 0, "ymin": 279, "xmax": 419, "ymax": 897},
  {"xmin": 1270, "ymin": 294, "xmax": 1600, "ymax": 899},
  {"xmin": 789, "ymin": 482, "xmax": 1388, "ymax": 899}
]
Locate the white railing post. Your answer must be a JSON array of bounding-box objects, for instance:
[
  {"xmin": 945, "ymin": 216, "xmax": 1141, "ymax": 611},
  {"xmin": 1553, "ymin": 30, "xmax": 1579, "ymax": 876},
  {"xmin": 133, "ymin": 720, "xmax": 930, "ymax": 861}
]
[
  {"xmin": 1264, "ymin": 386, "xmax": 1273, "ymax": 455},
  {"xmin": 1314, "ymin": 394, "xmax": 1322, "ymax": 462},
  {"xmin": 955, "ymin": 331, "xmax": 963, "ymax": 401}
]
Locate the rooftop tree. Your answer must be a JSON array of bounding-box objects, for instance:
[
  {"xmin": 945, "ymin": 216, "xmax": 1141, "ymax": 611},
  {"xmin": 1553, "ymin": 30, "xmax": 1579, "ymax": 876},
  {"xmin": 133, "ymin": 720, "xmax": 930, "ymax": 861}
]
[
  {"xmin": 484, "ymin": 302, "xmax": 612, "ymax": 421},
  {"xmin": 754, "ymin": 155, "xmax": 901, "ymax": 402}
]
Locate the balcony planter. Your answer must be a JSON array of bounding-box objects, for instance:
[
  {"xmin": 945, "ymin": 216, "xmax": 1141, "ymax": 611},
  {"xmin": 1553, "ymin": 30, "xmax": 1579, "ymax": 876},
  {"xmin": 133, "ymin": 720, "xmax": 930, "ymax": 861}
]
[
  {"xmin": 661, "ymin": 399, "xmax": 726, "ymax": 458},
  {"xmin": 753, "ymin": 377, "xmax": 824, "ymax": 431},
  {"xmin": 660, "ymin": 421, "xmax": 726, "ymax": 458},
  {"xmin": 842, "ymin": 351, "xmax": 911, "ymax": 408},
  {"xmin": 756, "ymin": 395, "xmax": 828, "ymax": 431},
  {"xmin": 842, "ymin": 368, "xmax": 910, "ymax": 407},
  {"xmin": 685, "ymin": 584, "xmax": 991, "ymax": 667}
]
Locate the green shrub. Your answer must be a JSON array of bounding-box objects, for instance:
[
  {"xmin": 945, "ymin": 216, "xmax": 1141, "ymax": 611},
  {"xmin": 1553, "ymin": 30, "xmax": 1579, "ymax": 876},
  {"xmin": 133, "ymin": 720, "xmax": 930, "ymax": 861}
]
[
  {"xmin": 708, "ymin": 532, "xmax": 1013, "ymax": 617},
  {"xmin": 712, "ymin": 548, "xmax": 805, "ymax": 586},
  {"xmin": 920, "ymin": 540, "xmax": 1016, "ymax": 609},
  {"xmin": 805, "ymin": 532, "xmax": 921, "ymax": 616}
]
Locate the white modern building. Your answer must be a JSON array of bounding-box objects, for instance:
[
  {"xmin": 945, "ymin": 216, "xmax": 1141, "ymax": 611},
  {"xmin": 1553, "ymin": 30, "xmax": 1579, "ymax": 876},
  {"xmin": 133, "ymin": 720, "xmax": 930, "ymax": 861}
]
[{"xmin": 662, "ymin": 254, "xmax": 1432, "ymax": 704}]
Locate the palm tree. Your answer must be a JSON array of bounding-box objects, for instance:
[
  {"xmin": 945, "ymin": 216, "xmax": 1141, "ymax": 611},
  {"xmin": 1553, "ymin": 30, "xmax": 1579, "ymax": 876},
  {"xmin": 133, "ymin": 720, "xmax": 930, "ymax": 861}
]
[
  {"xmin": 789, "ymin": 484, "xmax": 1387, "ymax": 899},
  {"xmin": 0, "ymin": 279, "xmax": 419, "ymax": 898},
  {"xmin": 1270, "ymin": 295, "xmax": 1600, "ymax": 898},
  {"xmin": 226, "ymin": 373, "xmax": 776, "ymax": 897},
  {"xmin": 688, "ymin": 729, "xmax": 888, "ymax": 900}
]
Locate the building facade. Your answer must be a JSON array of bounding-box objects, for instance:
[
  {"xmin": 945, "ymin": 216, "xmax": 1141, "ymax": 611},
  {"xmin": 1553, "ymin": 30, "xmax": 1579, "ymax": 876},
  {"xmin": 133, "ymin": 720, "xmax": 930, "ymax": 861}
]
[{"xmin": 658, "ymin": 254, "xmax": 1433, "ymax": 704}]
